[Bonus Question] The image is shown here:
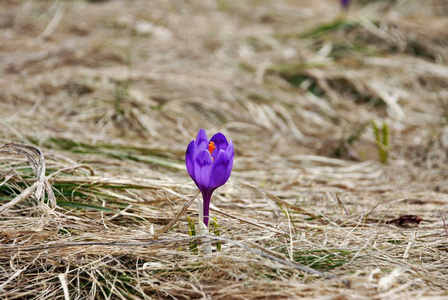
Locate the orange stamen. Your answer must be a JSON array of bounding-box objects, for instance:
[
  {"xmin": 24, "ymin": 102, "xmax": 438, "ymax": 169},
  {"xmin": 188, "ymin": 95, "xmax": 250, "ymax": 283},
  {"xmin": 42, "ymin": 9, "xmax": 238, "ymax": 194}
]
[{"xmin": 208, "ymin": 141, "xmax": 216, "ymax": 156}]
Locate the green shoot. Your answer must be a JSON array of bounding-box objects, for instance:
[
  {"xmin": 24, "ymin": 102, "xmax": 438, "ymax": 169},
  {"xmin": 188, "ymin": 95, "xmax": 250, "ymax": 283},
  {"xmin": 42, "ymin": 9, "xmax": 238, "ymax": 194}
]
[
  {"xmin": 211, "ymin": 216, "xmax": 221, "ymax": 252},
  {"xmin": 372, "ymin": 120, "xmax": 389, "ymax": 165},
  {"xmin": 187, "ymin": 216, "xmax": 198, "ymax": 253}
]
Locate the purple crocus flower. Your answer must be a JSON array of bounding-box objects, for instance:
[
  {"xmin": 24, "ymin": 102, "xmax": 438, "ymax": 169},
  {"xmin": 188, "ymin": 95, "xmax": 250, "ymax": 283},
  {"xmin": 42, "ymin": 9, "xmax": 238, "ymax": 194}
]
[{"xmin": 186, "ymin": 129, "xmax": 234, "ymax": 227}]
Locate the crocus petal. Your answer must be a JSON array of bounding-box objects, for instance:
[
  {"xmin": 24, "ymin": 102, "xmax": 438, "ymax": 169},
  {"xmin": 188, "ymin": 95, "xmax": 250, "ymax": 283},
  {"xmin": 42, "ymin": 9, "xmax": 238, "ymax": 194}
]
[
  {"xmin": 185, "ymin": 140, "xmax": 196, "ymax": 181},
  {"xmin": 194, "ymin": 149, "xmax": 213, "ymax": 192},
  {"xmin": 225, "ymin": 140, "xmax": 234, "ymax": 176},
  {"xmin": 209, "ymin": 150, "xmax": 231, "ymax": 189},
  {"xmin": 210, "ymin": 132, "xmax": 229, "ymax": 160},
  {"xmin": 225, "ymin": 140, "xmax": 234, "ymax": 158},
  {"xmin": 196, "ymin": 129, "xmax": 208, "ymax": 151}
]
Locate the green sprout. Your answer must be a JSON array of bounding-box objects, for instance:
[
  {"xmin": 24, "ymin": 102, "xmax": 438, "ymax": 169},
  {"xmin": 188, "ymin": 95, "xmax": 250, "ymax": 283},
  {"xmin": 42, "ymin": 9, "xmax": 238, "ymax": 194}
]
[
  {"xmin": 187, "ymin": 216, "xmax": 198, "ymax": 253},
  {"xmin": 372, "ymin": 120, "xmax": 389, "ymax": 165},
  {"xmin": 211, "ymin": 216, "xmax": 221, "ymax": 252}
]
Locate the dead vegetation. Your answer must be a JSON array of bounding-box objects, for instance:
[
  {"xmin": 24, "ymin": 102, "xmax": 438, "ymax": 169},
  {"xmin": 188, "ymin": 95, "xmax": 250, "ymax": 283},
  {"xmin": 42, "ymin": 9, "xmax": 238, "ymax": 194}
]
[{"xmin": 1, "ymin": 0, "xmax": 448, "ymax": 299}]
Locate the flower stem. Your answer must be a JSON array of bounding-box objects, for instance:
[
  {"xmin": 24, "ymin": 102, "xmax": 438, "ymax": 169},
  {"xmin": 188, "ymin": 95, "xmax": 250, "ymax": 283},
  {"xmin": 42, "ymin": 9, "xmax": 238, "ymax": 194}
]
[
  {"xmin": 198, "ymin": 192, "xmax": 212, "ymax": 254},
  {"xmin": 198, "ymin": 219, "xmax": 212, "ymax": 254},
  {"xmin": 203, "ymin": 192, "xmax": 211, "ymax": 227},
  {"xmin": 197, "ymin": 197, "xmax": 204, "ymax": 227}
]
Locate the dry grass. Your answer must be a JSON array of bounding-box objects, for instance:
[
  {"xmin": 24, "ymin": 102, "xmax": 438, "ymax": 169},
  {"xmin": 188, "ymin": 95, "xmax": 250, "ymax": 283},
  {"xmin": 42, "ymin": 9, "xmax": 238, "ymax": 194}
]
[{"xmin": 1, "ymin": 0, "xmax": 448, "ymax": 299}]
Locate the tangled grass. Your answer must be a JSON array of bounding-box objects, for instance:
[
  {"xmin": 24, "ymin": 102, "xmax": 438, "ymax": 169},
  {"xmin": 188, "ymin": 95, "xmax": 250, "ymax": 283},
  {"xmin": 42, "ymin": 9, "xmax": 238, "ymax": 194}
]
[{"xmin": 1, "ymin": 0, "xmax": 448, "ymax": 299}]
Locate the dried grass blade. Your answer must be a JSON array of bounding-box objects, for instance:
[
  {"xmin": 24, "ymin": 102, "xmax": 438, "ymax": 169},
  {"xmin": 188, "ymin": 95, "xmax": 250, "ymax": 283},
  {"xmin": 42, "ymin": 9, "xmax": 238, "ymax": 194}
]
[
  {"xmin": 235, "ymin": 182, "xmax": 320, "ymax": 219},
  {"xmin": 155, "ymin": 192, "xmax": 199, "ymax": 238},
  {"xmin": 0, "ymin": 142, "xmax": 56, "ymax": 212}
]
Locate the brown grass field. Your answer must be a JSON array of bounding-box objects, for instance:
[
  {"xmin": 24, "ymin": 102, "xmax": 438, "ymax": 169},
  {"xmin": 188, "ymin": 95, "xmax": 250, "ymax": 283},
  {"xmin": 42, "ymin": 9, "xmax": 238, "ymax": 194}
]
[{"xmin": 1, "ymin": 0, "xmax": 448, "ymax": 299}]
